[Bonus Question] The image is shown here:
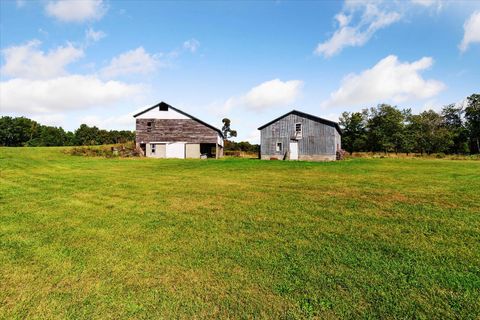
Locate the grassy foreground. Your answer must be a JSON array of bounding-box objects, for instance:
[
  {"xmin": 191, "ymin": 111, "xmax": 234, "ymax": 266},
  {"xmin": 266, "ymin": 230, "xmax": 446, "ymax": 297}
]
[{"xmin": 0, "ymin": 147, "xmax": 479, "ymax": 319}]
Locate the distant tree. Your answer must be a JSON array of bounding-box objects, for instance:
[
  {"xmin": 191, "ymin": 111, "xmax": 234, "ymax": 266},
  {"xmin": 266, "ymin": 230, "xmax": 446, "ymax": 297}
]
[
  {"xmin": 366, "ymin": 104, "xmax": 406, "ymax": 153},
  {"xmin": 65, "ymin": 131, "xmax": 76, "ymax": 146},
  {"xmin": 465, "ymin": 93, "xmax": 480, "ymax": 153},
  {"xmin": 40, "ymin": 126, "xmax": 68, "ymax": 146},
  {"xmin": 75, "ymin": 124, "xmax": 100, "ymax": 145},
  {"xmin": 0, "ymin": 116, "xmax": 40, "ymax": 146},
  {"xmin": 221, "ymin": 118, "xmax": 237, "ymax": 140},
  {"xmin": 224, "ymin": 140, "xmax": 259, "ymax": 153},
  {"xmin": 339, "ymin": 111, "xmax": 367, "ymax": 154},
  {"xmin": 441, "ymin": 104, "xmax": 468, "ymax": 154},
  {"xmin": 409, "ymin": 110, "xmax": 453, "ymax": 154}
]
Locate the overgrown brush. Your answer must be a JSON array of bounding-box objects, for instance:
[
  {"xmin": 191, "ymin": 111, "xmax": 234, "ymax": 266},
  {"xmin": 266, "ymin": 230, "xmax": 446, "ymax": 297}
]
[{"xmin": 67, "ymin": 142, "xmax": 140, "ymax": 158}]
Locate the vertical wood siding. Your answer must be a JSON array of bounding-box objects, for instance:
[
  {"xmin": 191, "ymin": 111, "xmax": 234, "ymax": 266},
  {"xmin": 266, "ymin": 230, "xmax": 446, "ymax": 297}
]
[{"xmin": 260, "ymin": 114, "xmax": 339, "ymax": 156}]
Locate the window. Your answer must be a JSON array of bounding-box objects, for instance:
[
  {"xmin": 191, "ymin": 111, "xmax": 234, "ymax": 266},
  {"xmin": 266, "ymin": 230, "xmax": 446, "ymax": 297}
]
[
  {"xmin": 295, "ymin": 123, "xmax": 302, "ymax": 138},
  {"xmin": 151, "ymin": 144, "xmax": 156, "ymax": 154},
  {"xmin": 276, "ymin": 142, "xmax": 282, "ymax": 152},
  {"xmin": 159, "ymin": 104, "xmax": 168, "ymax": 111},
  {"xmin": 147, "ymin": 121, "xmax": 152, "ymax": 132}
]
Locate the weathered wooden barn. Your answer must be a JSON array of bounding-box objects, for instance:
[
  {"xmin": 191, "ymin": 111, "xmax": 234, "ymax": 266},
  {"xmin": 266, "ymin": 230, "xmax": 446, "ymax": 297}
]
[
  {"xmin": 134, "ymin": 102, "xmax": 224, "ymax": 158},
  {"xmin": 258, "ymin": 110, "xmax": 342, "ymax": 161}
]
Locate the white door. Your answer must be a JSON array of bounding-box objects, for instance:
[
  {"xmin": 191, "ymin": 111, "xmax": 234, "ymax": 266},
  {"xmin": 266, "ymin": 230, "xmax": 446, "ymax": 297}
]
[
  {"xmin": 289, "ymin": 142, "xmax": 298, "ymax": 160},
  {"xmin": 166, "ymin": 143, "xmax": 185, "ymax": 158}
]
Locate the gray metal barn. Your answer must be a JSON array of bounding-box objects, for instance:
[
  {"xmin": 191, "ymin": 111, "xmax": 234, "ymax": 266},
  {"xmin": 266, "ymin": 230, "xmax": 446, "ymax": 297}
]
[{"xmin": 258, "ymin": 110, "xmax": 342, "ymax": 161}]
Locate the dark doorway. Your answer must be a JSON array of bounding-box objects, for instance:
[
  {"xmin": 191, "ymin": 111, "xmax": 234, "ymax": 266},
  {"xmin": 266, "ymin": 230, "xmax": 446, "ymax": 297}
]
[
  {"xmin": 140, "ymin": 143, "xmax": 146, "ymax": 156},
  {"xmin": 200, "ymin": 143, "xmax": 216, "ymax": 158}
]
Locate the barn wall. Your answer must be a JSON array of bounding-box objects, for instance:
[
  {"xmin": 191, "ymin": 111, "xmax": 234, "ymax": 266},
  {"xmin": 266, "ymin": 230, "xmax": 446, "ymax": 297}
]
[
  {"xmin": 186, "ymin": 144, "xmax": 201, "ymax": 158},
  {"xmin": 136, "ymin": 119, "xmax": 219, "ymax": 144},
  {"xmin": 260, "ymin": 114, "xmax": 339, "ymax": 160}
]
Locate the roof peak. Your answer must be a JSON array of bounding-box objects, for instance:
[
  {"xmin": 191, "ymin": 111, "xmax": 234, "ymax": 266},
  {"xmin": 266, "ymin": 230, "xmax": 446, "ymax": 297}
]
[
  {"xmin": 257, "ymin": 109, "xmax": 342, "ymax": 135},
  {"xmin": 133, "ymin": 101, "xmax": 224, "ymax": 138}
]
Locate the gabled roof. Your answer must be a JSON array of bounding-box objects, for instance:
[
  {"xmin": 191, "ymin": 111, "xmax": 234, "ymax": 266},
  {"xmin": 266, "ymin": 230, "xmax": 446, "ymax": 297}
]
[
  {"xmin": 133, "ymin": 101, "xmax": 224, "ymax": 138},
  {"xmin": 257, "ymin": 109, "xmax": 342, "ymax": 135}
]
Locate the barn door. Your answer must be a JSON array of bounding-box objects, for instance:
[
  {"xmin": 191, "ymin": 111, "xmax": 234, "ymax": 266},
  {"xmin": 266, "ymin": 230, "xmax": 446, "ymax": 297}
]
[
  {"xmin": 289, "ymin": 142, "xmax": 298, "ymax": 160},
  {"xmin": 166, "ymin": 142, "xmax": 186, "ymax": 159}
]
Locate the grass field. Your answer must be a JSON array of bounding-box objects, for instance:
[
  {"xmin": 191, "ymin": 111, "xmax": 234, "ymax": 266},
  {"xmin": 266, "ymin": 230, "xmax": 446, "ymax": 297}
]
[{"xmin": 1, "ymin": 147, "xmax": 479, "ymax": 319}]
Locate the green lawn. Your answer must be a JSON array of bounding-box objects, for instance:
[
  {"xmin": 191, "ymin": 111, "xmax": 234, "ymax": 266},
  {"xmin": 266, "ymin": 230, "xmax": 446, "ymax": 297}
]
[{"xmin": 1, "ymin": 147, "xmax": 479, "ymax": 319}]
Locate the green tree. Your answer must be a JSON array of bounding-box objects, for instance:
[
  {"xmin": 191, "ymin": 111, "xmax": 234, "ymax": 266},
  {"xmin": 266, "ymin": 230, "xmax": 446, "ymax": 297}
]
[
  {"xmin": 441, "ymin": 104, "xmax": 468, "ymax": 154},
  {"xmin": 409, "ymin": 110, "xmax": 453, "ymax": 154},
  {"xmin": 75, "ymin": 124, "xmax": 100, "ymax": 145},
  {"xmin": 339, "ymin": 111, "xmax": 367, "ymax": 154},
  {"xmin": 465, "ymin": 93, "xmax": 480, "ymax": 153},
  {"xmin": 0, "ymin": 116, "xmax": 40, "ymax": 146},
  {"xmin": 366, "ymin": 104, "xmax": 406, "ymax": 153},
  {"xmin": 39, "ymin": 126, "xmax": 68, "ymax": 146},
  {"xmin": 221, "ymin": 118, "xmax": 237, "ymax": 140}
]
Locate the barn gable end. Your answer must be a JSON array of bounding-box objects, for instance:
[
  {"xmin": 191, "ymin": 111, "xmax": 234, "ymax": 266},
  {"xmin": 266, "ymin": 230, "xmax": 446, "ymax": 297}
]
[{"xmin": 258, "ymin": 110, "xmax": 341, "ymax": 161}]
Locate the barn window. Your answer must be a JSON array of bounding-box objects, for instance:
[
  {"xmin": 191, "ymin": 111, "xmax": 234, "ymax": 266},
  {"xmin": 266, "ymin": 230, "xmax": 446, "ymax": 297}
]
[
  {"xmin": 147, "ymin": 121, "xmax": 152, "ymax": 132},
  {"xmin": 159, "ymin": 104, "xmax": 168, "ymax": 111},
  {"xmin": 295, "ymin": 123, "xmax": 302, "ymax": 138},
  {"xmin": 151, "ymin": 144, "xmax": 156, "ymax": 154},
  {"xmin": 276, "ymin": 142, "xmax": 282, "ymax": 152}
]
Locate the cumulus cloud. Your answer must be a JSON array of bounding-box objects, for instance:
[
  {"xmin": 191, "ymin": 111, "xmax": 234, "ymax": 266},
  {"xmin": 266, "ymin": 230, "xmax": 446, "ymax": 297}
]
[
  {"xmin": 1, "ymin": 40, "xmax": 84, "ymax": 79},
  {"xmin": 79, "ymin": 112, "xmax": 139, "ymax": 130},
  {"xmin": 315, "ymin": 1, "xmax": 401, "ymax": 57},
  {"xmin": 0, "ymin": 40, "xmax": 144, "ymax": 115},
  {"xmin": 183, "ymin": 39, "xmax": 200, "ymax": 53},
  {"xmin": 322, "ymin": 55, "xmax": 445, "ymax": 108},
  {"xmin": 1, "ymin": 76, "xmax": 143, "ymax": 114},
  {"xmin": 243, "ymin": 79, "xmax": 304, "ymax": 110},
  {"xmin": 410, "ymin": 0, "xmax": 443, "ymax": 10},
  {"xmin": 45, "ymin": 0, "xmax": 107, "ymax": 22},
  {"xmin": 30, "ymin": 113, "xmax": 66, "ymax": 127},
  {"xmin": 85, "ymin": 27, "xmax": 106, "ymax": 43},
  {"xmin": 459, "ymin": 11, "xmax": 480, "ymax": 52},
  {"xmin": 100, "ymin": 47, "xmax": 161, "ymax": 78},
  {"xmin": 216, "ymin": 79, "xmax": 303, "ymax": 114}
]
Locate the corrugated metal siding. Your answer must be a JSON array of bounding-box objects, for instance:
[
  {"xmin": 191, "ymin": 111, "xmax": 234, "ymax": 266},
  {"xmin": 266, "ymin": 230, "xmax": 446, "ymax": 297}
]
[{"xmin": 260, "ymin": 114, "xmax": 338, "ymax": 156}]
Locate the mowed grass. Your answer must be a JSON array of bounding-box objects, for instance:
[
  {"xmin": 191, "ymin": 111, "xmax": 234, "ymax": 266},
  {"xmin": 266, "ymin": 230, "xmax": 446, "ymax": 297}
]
[{"xmin": 0, "ymin": 147, "xmax": 479, "ymax": 319}]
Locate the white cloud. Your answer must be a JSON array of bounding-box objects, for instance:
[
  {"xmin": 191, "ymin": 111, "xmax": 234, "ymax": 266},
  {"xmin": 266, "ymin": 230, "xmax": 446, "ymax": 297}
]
[
  {"xmin": 45, "ymin": 0, "xmax": 107, "ymax": 22},
  {"xmin": 1, "ymin": 40, "xmax": 84, "ymax": 79},
  {"xmin": 315, "ymin": 1, "xmax": 401, "ymax": 57},
  {"xmin": 322, "ymin": 55, "xmax": 445, "ymax": 108},
  {"xmin": 100, "ymin": 47, "xmax": 161, "ymax": 78},
  {"xmin": 30, "ymin": 113, "xmax": 66, "ymax": 127},
  {"xmin": 243, "ymin": 79, "xmax": 304, "ymax": 110},
  {"xmin": 1, "ymin": 76, "xmax": 143, "ymax": 114},
  {"xmin": 85, "ymin": 28, "xmax": 106, "ymax": 43},
  {"xmin": 79, "ymin": 112, "xmax": 138, "ymax": 130},
  {"xmin": 410, "ymin": 0, "xmax": 443, "ymax": 10},
  {"xmin": 183, "ymin": 39, "xmax": 200, "ymax": 53},
  {"xmin": 215, "ymin": 79, "xmax": 303, "ymax": 114},
  {"xmin": 459, "ymin": 11, "xmax": 480, "ymax": 52}
]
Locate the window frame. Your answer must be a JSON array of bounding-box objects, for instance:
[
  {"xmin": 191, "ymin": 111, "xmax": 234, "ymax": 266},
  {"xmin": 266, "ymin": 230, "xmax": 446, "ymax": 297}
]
[
  {"xmin": 146, "ymin": 121, "xmax": 152, "ymax": 132},
  {"xmin": 276, "ymin": 142, "xmax": 283, "ymax": 152},
  {"xmin": 151, "ymin": 143, "xmax": 156, "ymax": 154},
  {"xmin": 295, "ymin": 123, "xmax": 302, "ymax": 134}
]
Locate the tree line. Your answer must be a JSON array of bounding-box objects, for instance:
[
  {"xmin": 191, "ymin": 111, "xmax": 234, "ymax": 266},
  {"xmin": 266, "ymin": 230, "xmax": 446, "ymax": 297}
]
[
  {"xmin": 339, "ymin": 94, "xmax": 480, "ymax": 155},
  {"xmin": 0, "ymin": 116, "xmax": 135, "ymax": 147}
]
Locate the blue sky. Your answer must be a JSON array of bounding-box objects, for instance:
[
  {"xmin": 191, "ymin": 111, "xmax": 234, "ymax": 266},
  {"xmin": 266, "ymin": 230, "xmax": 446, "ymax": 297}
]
[{"xmin": 1, "ymin": 0, "xmax": 479, "ymax": 142}]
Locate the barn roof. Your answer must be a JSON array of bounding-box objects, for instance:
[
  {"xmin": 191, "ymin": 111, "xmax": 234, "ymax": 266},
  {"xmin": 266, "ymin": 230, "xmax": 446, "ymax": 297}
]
[
  {"xmin": 257, "ymin": 110, "xmax": 342, "ymax": 135},
  {"xmin": 133, "ymin": 101, "xmax": 224, "ymax": 138}
]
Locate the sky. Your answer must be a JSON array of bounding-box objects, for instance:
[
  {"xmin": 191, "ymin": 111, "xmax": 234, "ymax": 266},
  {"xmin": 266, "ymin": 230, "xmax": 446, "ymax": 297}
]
[{"xmin": 1, "ymin": 0, "xmax": 479, "ymax": 143}]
